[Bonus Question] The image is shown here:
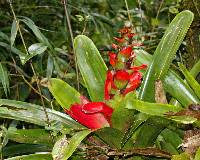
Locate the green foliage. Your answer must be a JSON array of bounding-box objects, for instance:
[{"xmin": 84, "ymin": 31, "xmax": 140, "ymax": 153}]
[
  {"xmin": 74, "ymin": 35, "xmax": 107, "ymax": 102},
  {"xmin": 0, "ymin": 0, "xmax": 199, "ymax": 159},
  {"xmin": 52, "ymin": 129, "xmax": 92, "ymax": 160},
  {"xmin": 139, "ymin": 10, "xmax": 194, "ymax": 102}
]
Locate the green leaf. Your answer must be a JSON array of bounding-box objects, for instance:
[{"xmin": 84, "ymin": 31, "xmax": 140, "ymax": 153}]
[
  {"xmin": 0, "ymin": 63, "xmax": 9, "ymax": 97},
  {"xmin": 48, "ymin": 78, "xmax": 80, "ymax": 109},
  {"xmin": 125, "ymin": 98, "xmax": 182, "ymax": 116},
  {"xmin": 179, "ymin": 63, "xmax": 200, "ymax": 99},
  {"xmin": 3, "ymin": 144, "xmax": 51, "ymax": 157},
  {"xmin": 95, "ymin": 127, "xmax": 134, "ymax": 149},
  {"xmin": 7, "ymin": 128, "xmax": 53, "ymax": 146},
  {"xmin": 5, "ymin": 153, "xmax": 52, "ymax": 160},
  {"xmin": 20, "ymin": 43, "xmax": 48, "ymax": 65},
  {"xmin": 171, "ymin": 152, "xmax": 190, "ymax": 160},
  {"xmin": 135, "ymin": 49, "xmax": 199, "ymax": 106},
  {"xmin": 134, "ymin": 117, "xmax": 170, "ymax": 147},
  {"xmin": 74, "ymin": 35, "xmax": 107, "ymax": 101},
  {"xmin": 52, "ymin": 129, "xmax": 92, "ymax": 160},
  {"xmin": 10, "ymin": 20, "xmax": 18, "ymax": 47},
  {"xmin": 108, "ymin": 94, "xmax": 136, "ymax": 131},
  {"xmin": 160, "ymin": 129, "xmax": 182, "ymax": 152},
  {"xmin": 163, "ymin": 70, "xmax": 199, "ymax": 106},
  {"xmin": 139, "ymin": 10, "xmax": 194, "ymax": 102},
  {"xmin": 190, "ymin": 59, "xmax": 200, "ymax": 78},
  {"xmin": 194, "ymin": 147, "xmax": 200, "ymax": 160},
  {"xmin": 0, "ymin": 42, "xmax": 26, "ymax": 57},
  {"xmin": 169, "ymin": 116, "xmax": 197, "ymax": 124},
  {"xmin": 19, "ymin": 17, "xmax": 52, "ymax": 49},
  {"xmin": 0, "ymin": 99, "xmax": 80, "ymax": 129}
]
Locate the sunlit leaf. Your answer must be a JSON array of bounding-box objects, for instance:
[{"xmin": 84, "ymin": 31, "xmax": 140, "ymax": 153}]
[
  {"xmin": 125, "ymin": 98, "xmax": 182, "ymax": 116},
  {"xmin": 179, "ymin": 63, "xmax": 200, "ymax": 99},
  {"xmin": 135, "ymin": 49, "xmax": 199, "ymax": 106},
  {"xmin": 7, "ymin": 128, "xmax": 53, "ymax": 146},
  {"xmin": 139, "ymin": 10, "xmax": 194, "ymax": 102},
  {"xmin": 74, "ymin": 35, "xmax": 107, "ymax": 101},
  {"xmin": 5, "ymin": 153, "xmax": 52, "ymax": 160},
  {"xmin": 48, "ymin": 78, "xmax": 80, "ymax": 109},
  {"xmin": 0, "ymin": 99, "xmax": 80, "ymax": 129},
  {"xmin": 20, "ymin": 43, "xmax": 47, "ymax": 64},
  {"xmin": 171, "ymin": 152, "xmax": 190, "ymax": 160},
  {"xmin": 52, "ymin": 129, "xmax": 92, "ymax": 160}
]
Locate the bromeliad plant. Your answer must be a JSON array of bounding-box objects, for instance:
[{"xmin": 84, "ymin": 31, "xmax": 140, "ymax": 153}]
[{"xmin": 0, "ymin": 10, "xmax": 200, "ymax": 160}]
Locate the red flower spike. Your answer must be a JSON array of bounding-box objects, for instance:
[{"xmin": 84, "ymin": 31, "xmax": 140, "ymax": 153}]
[
  {"xmin": 120, "ymin": 46, "xmax": 133, "ymax": 57},
  {"xmin": 114, "ymin": 37, "xmax": 125, "ymax": 43},
  {"xmin": 111, "ymin": 43, "xmax": 119, "ymax": 49},
  {"xmin": 104, "ymin": 71, "xmax": 114, "ymax": 100},
  {"xmin": 119, "ymin": 27, "xmax": 131, "ymax": 34},
  {"xmin": 108, "ymin": 52, "xmax": 117, "ymax": 66},
  {"xmin": 130, "ymin": 64, "xmax": 147, "ymax": 71},
  {"xmin": 127, "ymin": 33, "xmax": 136, "ymax": 39},
  {"xmin": 65, "ymin": 97, "xmax": 113, "ymax": 129},
  {"xmin": 114, "ymin": 70, "xmax": 130, "ymax": 81},
  {"xmin": 122, "ymin": 71, "xmax": 142, "ymax": 95}
]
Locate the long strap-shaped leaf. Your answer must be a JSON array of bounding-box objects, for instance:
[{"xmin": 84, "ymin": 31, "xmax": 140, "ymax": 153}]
[
  {"xmin": 48, "ymin": 78, "xmax": 80, "ymax": 109},
  {"xmin": 52, "ymin": 129, "xmax": 92, "ymax": 160},
  {"xmin": 74, "ymin": 35, "xmax": 107, "ymax": 102},
  {"xmin": 135, "ymin": 49, "xmax": 199, "ymax": 106},
  {"xmin": 139, "ymin": 10, "xmax": 194, "ymax": 102}
]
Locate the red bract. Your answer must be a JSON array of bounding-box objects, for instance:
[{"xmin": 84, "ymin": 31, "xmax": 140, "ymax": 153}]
[
  {"xmin": 65, "ymin": 96, "xmax": 113, "ymax": 129},
  {"xmin": 104, "ymin": 64, "xmax": 147, "ymax": 100},
  {"xmin": 114, "ymin": 37, "xmax": 125, "ymax": 43},
  {"xmin": 108, "ymin": 52, "xmax": 117, "ymax": 67},
  {"xmin": 120, "ymin": 46, "xmax": 133, "ymax": 57}
]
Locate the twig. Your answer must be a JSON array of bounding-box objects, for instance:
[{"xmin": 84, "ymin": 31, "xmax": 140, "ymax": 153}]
[
  {"xmin": 62, "ymin": 0, "xmax": 80, "ymax": 91},
  {"xmin": 8, "ymin": 0, "xmax": 54, "ymax": 142}
]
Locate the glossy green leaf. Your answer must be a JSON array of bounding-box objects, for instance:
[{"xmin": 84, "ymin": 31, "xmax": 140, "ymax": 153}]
[
  {"xmin": 135, "ymin": 49, "xmax": 199, "ymax": 106},
  {"xmin": 171, "ymin": 152, "xmax": 190, "ymax": 160},
  {"xmin": 121, "ymin": 113, "xmax": 148, "ymax": 148},
  {"xmin": 134, "ymin": 117, "xmax": 170, "ymax": 147},
  {"xmin": 20, "ymin": 43, "xmax": 47, "ymax": 65},
  {"xmin": 139, "ymin": 10, "xmax": 194, "ymax": 102},
  {"xmin": 95, "ymin": 127, "xmax": 134, "ymax": 149},
  {"xmin": 0, "ymin": 63, "xmax": 9, "ymax": 97},
  {"xmin": 3, "ymin": 144, "xmax": 51, "ymax": 157},
  {"xmin": 10, "ymin": 20, "xmax": 18, "ymax": 47},
  {"xmin": 52, "ymin": 129, "xmax": 92, "ymax": 160},
  {"xmin": 125, "ymin": 98, "xmax": 182, "ymax": 116},
  {"xmin": 160, "ymin": 129, "xmax": 182, "ymax": 153},
  {"xmin": 190, "ymin": 59, "xmax": 200, "ymax": 78},
  {"xmin": 179, "ymin": 63, "xmax": 200, "ymax": 99},
  {"xmin": 194, "ymin": 147, "xmax": 200, "ymax": 160},
  {"xmin": 19, "ymin": 17, "xmax": 52, "ymax": 49},
  {"xmin": 5, "ymin": 153, "xmax": 52, "ymax": 160},
  {"xmin": 7, "ymin": 128, "xmax": 53, "ymax": 146},
  {"xmin": 74, "ymin": 35, "xmax": 107, "ymax": 101},
  {"xmin": 0, "ymin": 99, "xmax": 80, "ymax": 129},
  {"xmin": 48, "ymin": 78, "xmax": 80, "ymax": 109},
  {"xmin": 169, "ymin": 115, "xmax": 197, "ymax": 124},
  {"xmin": 163, "ymin": 70, "xmax": 199, "ymax": 106}
]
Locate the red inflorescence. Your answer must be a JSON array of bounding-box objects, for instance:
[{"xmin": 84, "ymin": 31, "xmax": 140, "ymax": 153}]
[
  {"xmin": 65, "ymin": 96, "xmax": 113, "ymax": 129},
  {"xmin": 104, "ymin": 27, "xmax": 147, "ymax": 100}
]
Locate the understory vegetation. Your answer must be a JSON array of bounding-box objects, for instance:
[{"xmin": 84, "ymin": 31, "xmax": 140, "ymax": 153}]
[{"xmin": 0, "ymin": 0, "xmax": 200, "ymax": 160}]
